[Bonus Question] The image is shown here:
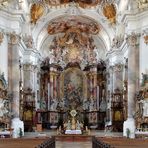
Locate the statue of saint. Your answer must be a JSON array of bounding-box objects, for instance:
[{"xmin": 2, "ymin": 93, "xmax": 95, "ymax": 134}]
[
  {"xmin": 71, "ymin": 117, "xmax": 76, "ymax": 130},
  {"xmin": 66, "ymin": 120, "xmax": 71, "ymax": 130},
  {"xmin": 76, "ymin": 120, "xmax": 81, "ymax": 130}
]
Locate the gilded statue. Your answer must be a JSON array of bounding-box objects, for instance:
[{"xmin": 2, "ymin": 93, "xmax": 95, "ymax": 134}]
[
  {"xmin": 103, "ymin": 3, "xmax": 116, "ymax": 24},
  {"xmin": 30, "ymin": 3, "xmax": 44, "ymax": 24}
]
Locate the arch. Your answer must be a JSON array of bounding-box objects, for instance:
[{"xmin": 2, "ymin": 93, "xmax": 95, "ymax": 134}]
[{"xmin": 32, "ymin": 8, "xmax": 114, "ymax": 52}]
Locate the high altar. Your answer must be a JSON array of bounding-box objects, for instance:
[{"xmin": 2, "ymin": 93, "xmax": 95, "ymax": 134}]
[{"xmin": 22, "ymin": 20, "xmax": 107, "ymax": 132}]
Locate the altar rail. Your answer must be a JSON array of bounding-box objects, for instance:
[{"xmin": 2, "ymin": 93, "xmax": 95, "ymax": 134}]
[
  {"xmin": 35, "ymin": 137, "xmax": 55, "ymax": 148},
  {"xmin": 92, "ymin": 137, "xmax": 114, "ymax": 148}
]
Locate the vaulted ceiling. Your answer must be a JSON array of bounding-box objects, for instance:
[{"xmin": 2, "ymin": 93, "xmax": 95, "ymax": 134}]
[{"xmin": 19, "ymin": 0, "xmax": 128, "ymax": 63}]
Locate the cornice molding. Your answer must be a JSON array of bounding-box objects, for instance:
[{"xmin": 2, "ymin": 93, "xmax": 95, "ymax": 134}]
[
  {"xmin": 0, "ymin": 9, "xmax": 26, "ymax": 33},
  {"xmin": 120, "ymin": 9, "xmax": 148, "ymax": 30}
]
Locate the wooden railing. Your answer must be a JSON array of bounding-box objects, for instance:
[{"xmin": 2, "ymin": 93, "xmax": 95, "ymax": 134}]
[
  {"xmin": 92, "ymin": 137, "xmax": 114, "ymax": 148},
  {"xmin": 35, "ymin": 137, "xmax": 55, "ymax": 148}
]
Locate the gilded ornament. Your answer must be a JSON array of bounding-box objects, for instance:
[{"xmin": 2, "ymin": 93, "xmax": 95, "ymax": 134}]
[
  {"xmin": 103, "ymin": 3, "xmax": 116, "ymax": 24},
  {"xmin": 30, "ymin": 3, "xmax": 44, "ymax": 24},
  {"xmin": 9, "ymin": 32, "xmax": 20, "ymax": 45}
]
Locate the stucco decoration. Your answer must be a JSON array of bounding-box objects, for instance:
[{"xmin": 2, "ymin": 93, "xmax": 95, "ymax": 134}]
[
  {"xmin": 30, "ymin": 3, "xmax": 44, "ymax": 24},
  {"xmin": 102, "ymin": 2, "xmax": 116, "ymax": 24}
]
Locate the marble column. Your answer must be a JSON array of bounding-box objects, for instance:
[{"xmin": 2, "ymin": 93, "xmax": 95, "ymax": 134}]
[
  {"xmin": 112, "ymin": 66, "xmax": 116, "ymax": 92},
  {"xmin": 89, "ymin": 74, "xmax": 93, "ymax": 98},
  {"xmin": 50, "ymin": 72, "xmax": 54, "ymax": 100},
  {"xmin": 23, "ymin": 63, "xmax": 34, "ymax": 90},
  {"xmin": 53, "ymin": 74, "xmax": 57, "ymax": 99},
  {"xmin": 108, "ymin": 66, "xmax": 114, "ymax": 124},
  {"xmin": 8, "ymin": 32, "xmax": 24, "ymax": 138},
  {"xmin": 93, "ymin": 73, "xmax": 97, "ymax": 109},
  {"xmin": 113, "ymin": 64, "xmax": 123, "ymax": 91},
  {"xmin": 8, "ymin": 32, "xmax": 20, "ymax": 118},
  {"xmin": 123, "ymin": 33, "xmax": 140, "ymax": 138},
  {"xmin": 123, "ymin": 59, "xmax": 128, "ymax": 120}
]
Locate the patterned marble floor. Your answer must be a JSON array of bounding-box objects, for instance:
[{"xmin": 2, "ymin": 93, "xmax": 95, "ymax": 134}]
[{"xmin": 56, "ymin": 141, "xmax": 92, "ymax": 148}]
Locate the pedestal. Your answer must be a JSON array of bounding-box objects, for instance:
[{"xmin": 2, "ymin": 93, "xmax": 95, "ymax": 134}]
[
  {"xmin": 11, "ymin": 118, "xmax": 24, "ymax": 138},
  {"xmin": 123, "ymin": 118, "xmax": 135, "ymax": 138}
]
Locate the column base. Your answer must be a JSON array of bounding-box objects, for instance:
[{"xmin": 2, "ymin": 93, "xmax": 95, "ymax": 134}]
[
  {"xmin": 11, "ymin": 118, "xmax": 24, "ymax": 138},
  {"xmin": 123, "ymin": 118, "xmax": 135, "ymax": 138}
]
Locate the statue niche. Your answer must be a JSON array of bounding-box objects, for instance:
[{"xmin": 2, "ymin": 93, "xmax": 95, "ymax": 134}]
[{"xmin": 60, "ymin": 67, "xmax": 87, "ymax": 111}]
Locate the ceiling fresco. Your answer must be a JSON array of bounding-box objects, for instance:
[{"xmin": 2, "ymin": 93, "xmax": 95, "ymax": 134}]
[
  {"xmin": 47, "ymin": 16, "xmax": 100, "ymax": 35},
  {"xmin": 44, "ymin": 0, "xmax": 101, "ymax": 8}
]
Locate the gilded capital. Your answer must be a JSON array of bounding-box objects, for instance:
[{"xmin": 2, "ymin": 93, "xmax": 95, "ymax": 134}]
[
  {"xmin": 9, "ymin": 32, "xmax": 21, "ymax": 45},
  {"xmin": 144, "ymin": 35, "xmax": 148, "ymax": 45},
  {"xmin": 0, "ymin": 32, "xmax": 4, "ymax": 45},
  {"xmin": 126, "ymin": 32, "xmax": 140, "ymax": 47},
  {"xmin": 23, "ymin": 35, "xmax": 34, "ymax": 48},
  {"xmin": 113, "ymin": 63, "xmax": 123, "ymax": 72}
]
